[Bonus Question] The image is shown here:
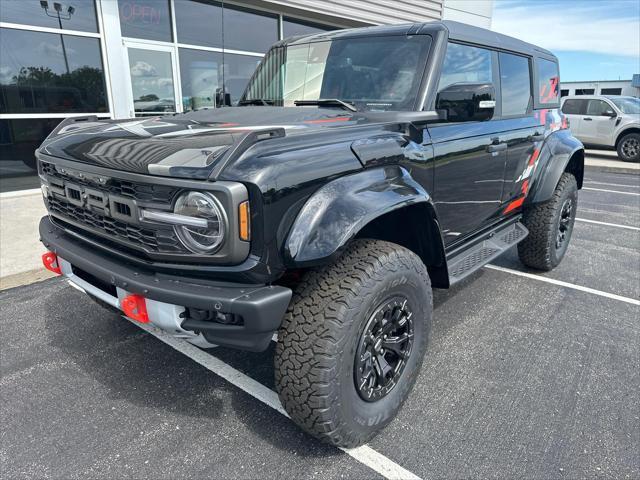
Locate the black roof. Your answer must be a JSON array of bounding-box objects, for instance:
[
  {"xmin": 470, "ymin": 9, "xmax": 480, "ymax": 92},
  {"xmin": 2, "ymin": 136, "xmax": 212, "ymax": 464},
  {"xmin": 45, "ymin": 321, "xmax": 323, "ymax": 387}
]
[
  {"xmin": 280, "ymin": 20, "xmax": 556, "ymax": 61},
  {"xmin": 440, "ymin": 21, "xmax": 555, "ymax": 59}
]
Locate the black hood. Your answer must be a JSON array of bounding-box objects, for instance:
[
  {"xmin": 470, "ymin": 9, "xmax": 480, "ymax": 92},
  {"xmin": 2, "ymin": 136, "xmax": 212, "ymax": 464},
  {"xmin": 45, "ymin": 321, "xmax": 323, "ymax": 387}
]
[{"xmin": 38, "ymin": 107, "xmax": 364, "ymax": 178}]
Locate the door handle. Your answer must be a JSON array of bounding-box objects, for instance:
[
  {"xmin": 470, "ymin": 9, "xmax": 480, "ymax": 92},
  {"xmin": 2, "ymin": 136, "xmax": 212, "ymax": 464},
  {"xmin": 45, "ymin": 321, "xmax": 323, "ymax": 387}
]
[
  {"xmin": 487, "ymin": 143, "xmax": 507, "ymax": 153},
  {"xmin": 583, "ymin": 117, "xmax": 593, "ymax": 121},
  {"xmin": 528, "ymin": 133, "xmax": 544, "ymax": 142}
]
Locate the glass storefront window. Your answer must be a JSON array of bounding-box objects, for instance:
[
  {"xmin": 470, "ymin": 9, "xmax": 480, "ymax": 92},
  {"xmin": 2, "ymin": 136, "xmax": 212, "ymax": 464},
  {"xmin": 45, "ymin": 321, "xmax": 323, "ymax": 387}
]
[
  {"xmin": 282, "ymin": 17, "xmax": 335, "ymax": 38},
  {"xmin": 0, "ymin": 28, "xmax": 108, "ymax": 114},
  {"xmin": 0, "ymin": 118, "xmax": 62, "ymax": 191},
  {"xmin": 0, "ymin": 0, "xmax": 98, "ymax": 33},
  {"xmin": 223, "ymin": 5, "xmax": 278, "ymax": 53},
  {"xmin": 179, "ymin": 48, "xmax": 223, "ymax": 111},
  {"xmin": 118, "ymin": 0, "xmax": 172, "ymax": 42},
  {"xmin": 127, "ymin": 48, "xmax": 176, "ymax": 115},
  {"xmin": 174, "ymin": 0, "xmax": 223, "ymax": 49},
  {"xmin": 223, "ymin": 54, "xmax": 262, "ymax": 106}
]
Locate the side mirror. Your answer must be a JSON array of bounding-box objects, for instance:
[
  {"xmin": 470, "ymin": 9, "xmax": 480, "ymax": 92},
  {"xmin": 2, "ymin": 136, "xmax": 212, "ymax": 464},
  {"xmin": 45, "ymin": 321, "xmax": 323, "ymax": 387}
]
[
  {"xmin": 603, "ymin": 110, "xmax": 617, "ymax": 118},
  {"xmin": 436, "ymin": 83, "xmax": 496, "ymax": 122}
]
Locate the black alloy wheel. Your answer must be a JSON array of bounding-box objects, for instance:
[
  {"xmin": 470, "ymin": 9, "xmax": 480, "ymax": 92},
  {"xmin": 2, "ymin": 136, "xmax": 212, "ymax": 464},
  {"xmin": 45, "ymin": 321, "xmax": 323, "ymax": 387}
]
[
  {"xmin": 355, "ymin": 296, "xmax": 414, "ymax": 402},
  {"xmin": 555, "ymin": 197, "xmax": 575, "ymax": 251}
]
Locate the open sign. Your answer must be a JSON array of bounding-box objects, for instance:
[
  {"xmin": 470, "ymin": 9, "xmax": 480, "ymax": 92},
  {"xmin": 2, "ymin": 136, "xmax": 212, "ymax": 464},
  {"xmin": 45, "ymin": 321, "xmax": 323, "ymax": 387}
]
[{"xmin": 119, "ymin": 1, "xmax": 162, "ymax": 25}]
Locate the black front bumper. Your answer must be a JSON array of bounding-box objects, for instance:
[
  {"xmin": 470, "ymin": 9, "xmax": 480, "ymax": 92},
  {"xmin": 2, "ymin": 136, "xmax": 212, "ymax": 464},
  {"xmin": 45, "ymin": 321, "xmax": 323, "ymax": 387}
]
[{"xmin": 40, "ymin": 216, "xmax": 292, "ymax": 351}]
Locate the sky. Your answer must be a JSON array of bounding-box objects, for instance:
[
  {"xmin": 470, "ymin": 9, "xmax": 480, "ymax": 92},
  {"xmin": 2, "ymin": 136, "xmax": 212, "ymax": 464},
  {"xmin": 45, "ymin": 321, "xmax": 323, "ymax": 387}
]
[{"xmin": 491, "ymin": 0, "xmax": 640, "ymax": 82}]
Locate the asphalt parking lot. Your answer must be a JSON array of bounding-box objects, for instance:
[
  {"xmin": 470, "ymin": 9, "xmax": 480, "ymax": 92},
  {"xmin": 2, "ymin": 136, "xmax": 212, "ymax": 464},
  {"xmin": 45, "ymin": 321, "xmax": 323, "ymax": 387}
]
[{"xmin": 1, "ymin": 168, "xmax": 638, "ymax": 479}]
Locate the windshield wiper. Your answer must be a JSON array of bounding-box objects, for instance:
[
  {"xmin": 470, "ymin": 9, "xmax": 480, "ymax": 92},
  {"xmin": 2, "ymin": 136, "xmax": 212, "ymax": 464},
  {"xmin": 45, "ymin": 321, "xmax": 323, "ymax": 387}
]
[
  {"xmin": 238, "ymin": 98, "xmax": 274, "ymax": 106},
  {"xmin": 294, "ymin": 99, "xmax": 358, "ymax": 112}
]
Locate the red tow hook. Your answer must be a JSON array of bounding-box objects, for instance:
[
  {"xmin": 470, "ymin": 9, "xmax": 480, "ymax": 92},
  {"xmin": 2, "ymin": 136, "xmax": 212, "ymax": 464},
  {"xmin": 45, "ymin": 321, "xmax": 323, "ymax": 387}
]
[
  {"xmin": 121, "ymin": 294, "xmax": 149, "ymax": 323},
  {"xmin": 42, "ymin": 251, "xmax": 62, "ymax": 275}
]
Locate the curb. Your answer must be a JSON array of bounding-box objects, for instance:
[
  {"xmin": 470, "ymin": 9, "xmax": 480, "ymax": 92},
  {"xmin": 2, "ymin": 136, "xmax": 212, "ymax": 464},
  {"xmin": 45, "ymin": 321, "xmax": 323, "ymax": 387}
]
[
  {"xmin": 0, "ymin": 269, "xmax": 56, "ymax": 291},
  {"xmin": 585, "ymin": 163, "xmax": 640, "ymax": 175}
]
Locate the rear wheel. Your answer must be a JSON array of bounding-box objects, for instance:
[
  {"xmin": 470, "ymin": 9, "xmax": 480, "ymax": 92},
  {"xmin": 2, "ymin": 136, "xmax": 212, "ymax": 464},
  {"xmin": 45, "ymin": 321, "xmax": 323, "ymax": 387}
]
[
  {"xmin": 274, "ymin": 239, "xmax": 432, "ymax": 448},
  {"xmin": 617, "ymin": 132, "xmax": 640, "ymax": 162},
  {"xmin": 518, "ymin": 173, "xmax": 578, "ymax": 271}
]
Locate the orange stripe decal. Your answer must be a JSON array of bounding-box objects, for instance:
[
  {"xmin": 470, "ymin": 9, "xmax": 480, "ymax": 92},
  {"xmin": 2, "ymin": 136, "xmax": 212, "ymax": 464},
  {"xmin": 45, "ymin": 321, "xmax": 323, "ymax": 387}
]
[
  {"xmin": 504, "ymin": 196, "xmax": 525, "ymax": 214},
  {"xmin": 528, "ymin": 148, "xmax": 540, "ymax": 166}
]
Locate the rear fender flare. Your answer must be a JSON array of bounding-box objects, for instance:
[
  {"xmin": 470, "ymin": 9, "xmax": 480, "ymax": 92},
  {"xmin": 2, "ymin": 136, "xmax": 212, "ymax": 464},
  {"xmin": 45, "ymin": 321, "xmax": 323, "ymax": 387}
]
[
  {"xmin": 284, "ymin": 166, "xmax": 444, "ymax": 268},
  {"xmin": 528, "ymin": 130, "xmax": 584, "ymax": 204}
]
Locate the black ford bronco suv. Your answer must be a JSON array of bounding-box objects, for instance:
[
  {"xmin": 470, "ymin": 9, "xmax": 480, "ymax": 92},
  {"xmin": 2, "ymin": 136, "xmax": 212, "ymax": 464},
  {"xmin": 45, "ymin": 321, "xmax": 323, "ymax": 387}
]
[{"xmin": 37, "ymin": 21, "xmax": 584, "ymax": 447}]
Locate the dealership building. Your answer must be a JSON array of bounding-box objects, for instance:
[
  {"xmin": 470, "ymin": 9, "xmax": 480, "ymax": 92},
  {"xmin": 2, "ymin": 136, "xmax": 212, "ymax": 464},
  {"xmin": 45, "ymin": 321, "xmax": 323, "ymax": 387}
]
[{"xmin": 0, "ymin": 0, "xmax": 493, "ymax": 192}]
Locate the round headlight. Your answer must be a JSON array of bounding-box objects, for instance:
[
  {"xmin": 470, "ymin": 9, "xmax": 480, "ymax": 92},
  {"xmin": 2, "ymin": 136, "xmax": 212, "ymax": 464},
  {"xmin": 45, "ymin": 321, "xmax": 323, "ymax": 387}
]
[{"xmin": 174, "ymin": 192, "xmax": 226, "ymax": 254}]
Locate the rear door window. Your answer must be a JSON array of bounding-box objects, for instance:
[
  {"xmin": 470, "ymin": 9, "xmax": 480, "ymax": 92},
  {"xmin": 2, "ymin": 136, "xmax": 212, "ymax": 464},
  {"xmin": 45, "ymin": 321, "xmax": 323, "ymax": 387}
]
[
  {"xmin": 498, "ymin": 52, "xmax": 531, "ymax": 116},
  {"xmin": 537, "ymin": 58, "xmax": 560, "ymax": 105},
  {"xmin": 561, "ymin": 99, "xmax": 587, "ymax": 115}
]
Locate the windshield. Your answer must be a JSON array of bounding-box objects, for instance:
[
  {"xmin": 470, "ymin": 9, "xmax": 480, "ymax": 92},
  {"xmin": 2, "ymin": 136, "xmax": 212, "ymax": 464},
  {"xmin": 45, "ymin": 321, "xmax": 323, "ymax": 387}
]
[
  {"xmin": 609, "ymin": 97, "xmax": 640, "ymax": 114},
  {"xmin": 242, "ymin": 35, "xmax": 432, "ymax": 111}
]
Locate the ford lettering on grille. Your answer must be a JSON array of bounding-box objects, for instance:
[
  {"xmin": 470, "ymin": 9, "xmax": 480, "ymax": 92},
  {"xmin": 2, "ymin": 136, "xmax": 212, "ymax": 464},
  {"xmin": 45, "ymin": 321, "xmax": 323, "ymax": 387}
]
[{"xmin": 53, "ymin": 181, "xmax": 138, "ymax": 224}]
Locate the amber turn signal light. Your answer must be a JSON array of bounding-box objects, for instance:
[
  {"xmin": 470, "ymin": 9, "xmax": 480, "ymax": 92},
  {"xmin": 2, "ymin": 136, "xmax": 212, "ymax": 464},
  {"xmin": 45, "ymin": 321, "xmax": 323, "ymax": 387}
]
[{"xmin": 239, "ymin": 201, "xmax": 250, "ymax": 241}]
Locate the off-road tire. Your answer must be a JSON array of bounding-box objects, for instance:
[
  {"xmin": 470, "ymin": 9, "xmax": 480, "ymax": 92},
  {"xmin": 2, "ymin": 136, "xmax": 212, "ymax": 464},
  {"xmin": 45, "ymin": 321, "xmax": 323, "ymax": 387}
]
[
  {"xmin": 275, "ymin": 239, "xmax": 432, "ymax": 448},
  {"xmin": 617, "ymin": 132, "xmax": 640, "ymax": 162},
  {"xmin": 518, "ymin": 172, "xmax": 578, "ymax": 270}
]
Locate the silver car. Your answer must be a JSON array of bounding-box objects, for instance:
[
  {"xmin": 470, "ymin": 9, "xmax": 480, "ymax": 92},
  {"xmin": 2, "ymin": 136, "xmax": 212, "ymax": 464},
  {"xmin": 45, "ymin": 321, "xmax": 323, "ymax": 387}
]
[{"xmin": 561, "ymin": 95, "xmax": 639, "ymax": 162}]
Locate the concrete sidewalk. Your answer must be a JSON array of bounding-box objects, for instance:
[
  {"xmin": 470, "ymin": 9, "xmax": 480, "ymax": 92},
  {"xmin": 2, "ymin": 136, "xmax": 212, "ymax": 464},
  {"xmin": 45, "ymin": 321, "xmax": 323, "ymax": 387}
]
[
  {"xmin": 585, "ymin": 149, "xmax": 640, "ymax": 175},
  {"xmin": 0, "ymin": 189, "xmax": 54, "ymax": 290}
]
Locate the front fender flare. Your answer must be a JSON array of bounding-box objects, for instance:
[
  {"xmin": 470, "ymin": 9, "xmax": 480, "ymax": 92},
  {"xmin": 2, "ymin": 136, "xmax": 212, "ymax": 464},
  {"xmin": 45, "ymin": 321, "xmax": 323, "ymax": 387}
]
[{"xmin": 285, "ymin": 166, "xmax": 439, "ymax": 267}]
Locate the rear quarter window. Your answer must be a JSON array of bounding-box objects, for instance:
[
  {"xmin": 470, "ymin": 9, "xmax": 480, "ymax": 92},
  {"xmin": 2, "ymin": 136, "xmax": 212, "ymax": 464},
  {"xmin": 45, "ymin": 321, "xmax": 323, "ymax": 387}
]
[{"xmin": 537, "ymin": 58, "xmax": 560, "ymax": 106}]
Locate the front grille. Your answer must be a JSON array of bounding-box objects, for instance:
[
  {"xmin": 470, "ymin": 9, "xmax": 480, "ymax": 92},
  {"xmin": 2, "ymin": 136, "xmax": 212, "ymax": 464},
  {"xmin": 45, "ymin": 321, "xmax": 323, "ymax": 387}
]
[
  {"xmin": 47, "ymin": 196, "xmax": 183, "ymax": 253},
  {"xmin": 41, "ymin": 161, "xmax": 186, "ymax": 255}
]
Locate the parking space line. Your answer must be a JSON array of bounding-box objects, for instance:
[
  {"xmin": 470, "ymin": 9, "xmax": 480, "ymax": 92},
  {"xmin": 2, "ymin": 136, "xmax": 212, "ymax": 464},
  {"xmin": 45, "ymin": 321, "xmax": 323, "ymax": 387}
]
[
  {"xmin": 485, "ymin": 265, "xmax": 640, "ymax": 306},
  {"xmin": 582, "ymin": 187, "xmax": 640, "ymax": 196},
  {"xmin": 585, "ymin": 181, "xmax": 640, "ymax": 189},
  {"xmin": 575, "ymin": 218, "xmax": 640, "ymax": 231},
  {"xmin": 127, "ymin": 318, "xmax": 422, "ymax": 480}
]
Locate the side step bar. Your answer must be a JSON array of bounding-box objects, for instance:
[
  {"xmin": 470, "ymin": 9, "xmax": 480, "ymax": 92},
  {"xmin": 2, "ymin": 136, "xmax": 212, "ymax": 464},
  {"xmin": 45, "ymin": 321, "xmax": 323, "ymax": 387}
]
[{"xmin": 447, "ymin": 221, "xmax": 528, "ymax": 285}]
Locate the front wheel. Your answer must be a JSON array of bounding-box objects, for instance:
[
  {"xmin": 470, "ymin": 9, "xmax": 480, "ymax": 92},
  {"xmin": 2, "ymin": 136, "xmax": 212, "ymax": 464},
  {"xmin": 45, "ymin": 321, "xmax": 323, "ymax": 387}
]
[
  {"xmin": 518, "ymin": 172, "xmax": 578, "ymax": 271},
  {"xmin": 274, "ymin": 239, "xmax": 432, "ymax": 448},
  {"xmin": 617, "ymin": 132, "xmax": 640, "ymax": 162}
]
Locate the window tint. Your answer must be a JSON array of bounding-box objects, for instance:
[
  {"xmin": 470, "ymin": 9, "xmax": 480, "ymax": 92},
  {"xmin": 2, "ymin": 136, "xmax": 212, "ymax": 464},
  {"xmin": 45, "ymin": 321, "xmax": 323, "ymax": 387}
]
[
  {"xmin": 561, "ymin": 99, "xmax": 587, "ymax": 115},
  {"xmin": 586, "ymin": 100, "xmax": 614, "ymax": 116},
  {"xmin": 438, "ymin": 43, "xmax": 493, "ymax": 91},
  {"xmin": 575, "ymin": 88, "xmax": 594, "ymax": 95},
  {"xmin": 537, "ymin": 58, "xmax": 559, "ymax": 105},
  {"xmin": 222, "ymin": 5, "xmax": 278, "ymax": 53},
  {"xmin": 174, "ymin": 0, "xmax": 222, "ymax": 48},
  {"xmin": 0, "ymin": 28, "xmax": 108, "ymax": 114},
  {"xmin": 283, "ymin": 17, "xmax": 335, "ymax": 38},
  {"xmin": 560, "ymin": 89, "xmax": 569, "ymax": 97},
  {"xmin": 499, "ymin": 52, "xmax": 531, "ymax": 116},
  {"xmin": 179, "ymin": 48, "xmax": 223, "ymax": 111},
  {"xmin": 118, "ymin": 0, "xmax": 172, "ymax": 42},
  {"xmin": 600, "ymin": 88, "xmax": 622, "ymax": 95},
  {"xmin": 0, "ymin": 0, "xmax": 98, "ymax": 33}
]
